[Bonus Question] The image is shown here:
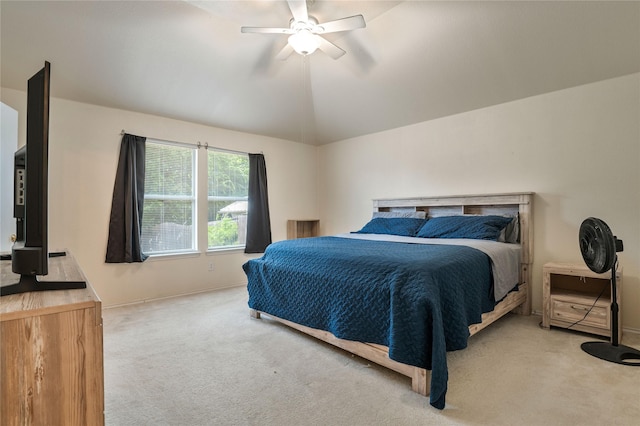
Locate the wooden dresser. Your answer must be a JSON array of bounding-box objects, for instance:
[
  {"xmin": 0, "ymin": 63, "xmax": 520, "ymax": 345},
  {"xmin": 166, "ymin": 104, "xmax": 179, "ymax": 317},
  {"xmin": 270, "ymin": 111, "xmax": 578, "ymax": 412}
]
[{"xmin": 1, "ymin": 252, "xmax": 104, "ymax": 426}]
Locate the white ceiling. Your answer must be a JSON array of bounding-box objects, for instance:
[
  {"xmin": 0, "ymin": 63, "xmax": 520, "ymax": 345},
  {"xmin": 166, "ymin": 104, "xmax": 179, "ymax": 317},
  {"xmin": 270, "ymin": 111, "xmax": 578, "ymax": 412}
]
[{"xmin": 1, "ymin": 1, "xmax": 639, "ymax": 145}]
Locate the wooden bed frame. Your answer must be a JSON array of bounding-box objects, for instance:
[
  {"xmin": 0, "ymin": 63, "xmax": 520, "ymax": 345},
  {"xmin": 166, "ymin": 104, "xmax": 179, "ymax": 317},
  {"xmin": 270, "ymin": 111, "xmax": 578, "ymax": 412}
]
[{"xmin": 250, "ymin": 192, "xmax": 533, "ymax": 397}]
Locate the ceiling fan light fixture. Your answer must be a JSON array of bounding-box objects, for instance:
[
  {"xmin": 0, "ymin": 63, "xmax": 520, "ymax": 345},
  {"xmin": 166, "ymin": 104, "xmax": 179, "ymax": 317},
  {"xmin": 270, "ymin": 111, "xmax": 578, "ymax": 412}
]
[
  {"xmin": 240, "ymin": 1, "xmax": 365, "ymax": 60},
  {"xmin": 288, "ymin": 29, "xmax": 319, "ymax": 56}
]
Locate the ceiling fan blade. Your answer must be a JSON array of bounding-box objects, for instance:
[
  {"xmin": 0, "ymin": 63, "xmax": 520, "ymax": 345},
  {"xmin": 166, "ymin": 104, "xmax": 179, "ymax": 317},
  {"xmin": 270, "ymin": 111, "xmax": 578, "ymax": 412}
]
[
  {"xmin": 287, "ymin": 0, "xmax": 308, "ymax": 23},
  {"xmin": 241, "ymin": 26, "xmax": 293, "ymax": 34},
  {"xmin": 315, "ymin": 15, "xmax": 366, "ymax": 34},
  {"xmin": 315, "ymin": 35, "xmax": 346, "ymax": 59},
  {"xmin": 276, "ymin": 43, "xmax": 294, "ymax": 61}
]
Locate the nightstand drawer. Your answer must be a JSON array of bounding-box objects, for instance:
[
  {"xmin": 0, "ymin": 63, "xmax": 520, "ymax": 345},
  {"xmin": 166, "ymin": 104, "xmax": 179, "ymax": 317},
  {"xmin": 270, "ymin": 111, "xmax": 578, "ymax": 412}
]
[{"xmin": 550, "ymin": 298, "xmax": 609, "ymax": 330}]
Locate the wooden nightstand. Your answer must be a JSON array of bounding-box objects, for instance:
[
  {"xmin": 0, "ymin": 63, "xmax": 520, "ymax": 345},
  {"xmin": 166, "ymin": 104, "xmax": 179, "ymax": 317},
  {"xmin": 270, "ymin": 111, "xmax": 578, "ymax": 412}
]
[
  {"xmin": 287, "ymin": 219, "xmax": 319, "ymax": 239},
  {"xmin": 542, "ymin": 262, "xmax": 622, "ymax": 339}
]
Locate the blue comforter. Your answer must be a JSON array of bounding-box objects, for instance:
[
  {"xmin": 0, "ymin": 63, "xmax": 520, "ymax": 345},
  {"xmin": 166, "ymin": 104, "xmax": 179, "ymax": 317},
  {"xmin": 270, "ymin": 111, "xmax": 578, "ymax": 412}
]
[{"xmin": 243, "ymin": 236, "xmax": 496, "ymax": 409}]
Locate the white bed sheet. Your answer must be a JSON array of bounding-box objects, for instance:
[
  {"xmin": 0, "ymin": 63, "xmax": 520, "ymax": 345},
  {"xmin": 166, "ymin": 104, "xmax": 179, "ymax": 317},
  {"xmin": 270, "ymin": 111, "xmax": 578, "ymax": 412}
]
[{"xmin": 335, "ymin": 233, "xmax": 521, "ymax": 302}]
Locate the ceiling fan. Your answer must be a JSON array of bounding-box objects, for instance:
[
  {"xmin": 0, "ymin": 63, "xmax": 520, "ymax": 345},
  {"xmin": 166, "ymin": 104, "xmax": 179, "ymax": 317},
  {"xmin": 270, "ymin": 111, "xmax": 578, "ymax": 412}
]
[{"xmin": 241, "ymin": 0, "xmax": 366, "ymax": 60}]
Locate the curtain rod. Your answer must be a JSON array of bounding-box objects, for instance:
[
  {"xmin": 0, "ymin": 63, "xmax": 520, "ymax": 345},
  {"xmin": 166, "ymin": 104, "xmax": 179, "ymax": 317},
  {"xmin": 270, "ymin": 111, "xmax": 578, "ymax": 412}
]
[{"xmin": 119, "ymin": 129, "xmax": 259, "ymax": 155}]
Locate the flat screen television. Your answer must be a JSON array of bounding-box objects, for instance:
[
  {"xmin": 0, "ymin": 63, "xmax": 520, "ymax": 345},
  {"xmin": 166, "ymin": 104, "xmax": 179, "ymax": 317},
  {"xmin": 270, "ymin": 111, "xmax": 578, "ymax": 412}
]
[{"xmin": 1, "ymin": 61, "xmax": 85, "ymax": 296}]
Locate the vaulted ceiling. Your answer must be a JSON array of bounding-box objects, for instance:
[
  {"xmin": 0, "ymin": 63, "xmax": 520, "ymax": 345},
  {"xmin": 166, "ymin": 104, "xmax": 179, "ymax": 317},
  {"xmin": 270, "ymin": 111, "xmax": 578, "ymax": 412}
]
[{"xmin": 1, "ymin": 1, "xmax": 638, "ymax": 145}]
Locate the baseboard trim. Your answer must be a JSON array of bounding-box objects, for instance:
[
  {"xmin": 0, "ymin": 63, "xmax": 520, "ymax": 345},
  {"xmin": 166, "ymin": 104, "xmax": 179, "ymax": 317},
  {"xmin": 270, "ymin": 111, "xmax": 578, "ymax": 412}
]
[
  {"xmin": 104, "ymin": 282, "xmax": 246, "ymax": 310},
  {"xmin": 105, "ymin": 296, "xmax": 640, "ymax": 335},
  {"xmin": 623, "ymin": 326, "xmax": 640, "ymax": 335}
]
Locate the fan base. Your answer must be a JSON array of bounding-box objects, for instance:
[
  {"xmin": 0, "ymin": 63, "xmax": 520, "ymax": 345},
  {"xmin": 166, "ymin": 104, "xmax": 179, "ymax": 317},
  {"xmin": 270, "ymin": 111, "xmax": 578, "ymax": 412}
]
[{"xmin": 581, "ymin": 341, "xmax": 640, "ymax": 366}]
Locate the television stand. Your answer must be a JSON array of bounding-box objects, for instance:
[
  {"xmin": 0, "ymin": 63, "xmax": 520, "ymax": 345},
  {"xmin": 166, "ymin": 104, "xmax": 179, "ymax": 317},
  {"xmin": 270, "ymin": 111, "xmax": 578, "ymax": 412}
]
[
  {"xmin": 1, "ymin": 273, "xmax": 86, "ymax": 296},
  {"xmin": 0, "ymin": 251, "xmax": 86, "ymax": 296},
  {"xmin": 0, "ymin": 250, "xmax": 68, "ymax": 261},
  {"xmin": 0, "ymin": 251, "xmax": 104, "ymax": 425}
]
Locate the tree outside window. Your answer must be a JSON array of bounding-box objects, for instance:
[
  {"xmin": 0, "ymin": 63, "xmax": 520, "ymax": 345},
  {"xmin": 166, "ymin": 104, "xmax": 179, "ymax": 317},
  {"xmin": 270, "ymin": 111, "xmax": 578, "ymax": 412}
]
[{"xmin": 208, "ymin": 150, "xmax": 249, "ymax": 249}]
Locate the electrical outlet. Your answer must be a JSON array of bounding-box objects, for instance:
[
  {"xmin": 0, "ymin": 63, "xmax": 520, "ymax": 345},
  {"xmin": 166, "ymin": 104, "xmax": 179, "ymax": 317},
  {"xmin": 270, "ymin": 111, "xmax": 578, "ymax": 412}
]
[{"xmin": 208, "ymin": 262, "xmax": 214, "ymax": 272}]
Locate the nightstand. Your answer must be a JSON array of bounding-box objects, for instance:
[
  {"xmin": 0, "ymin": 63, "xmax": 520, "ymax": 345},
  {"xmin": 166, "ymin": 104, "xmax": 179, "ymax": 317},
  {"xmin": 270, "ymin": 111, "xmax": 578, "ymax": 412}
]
[
  {"xmin": 542, "ymin": 262, "xmax": 622, "ymax": 339},
  {"xmin": 287, "ymin": 219, "xmax": 319, "ymax": 239}
]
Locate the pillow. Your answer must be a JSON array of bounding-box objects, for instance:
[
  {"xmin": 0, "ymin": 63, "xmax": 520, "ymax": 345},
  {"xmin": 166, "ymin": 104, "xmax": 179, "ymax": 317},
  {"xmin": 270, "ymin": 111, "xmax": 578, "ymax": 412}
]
[
  {"xmin": 354, "ymin": 217, "xmax": 427, "ymax": 237},
  {"xmin": 415, "ymin": 215, "xmax": 514, "ymax": 241},
  {"xmin": 372, "ymin": 211, "xmax": 427, "ymax": 219},
  {"xmin": 498, "ymin": 214, "xmax": 520, "ymax": 243}
]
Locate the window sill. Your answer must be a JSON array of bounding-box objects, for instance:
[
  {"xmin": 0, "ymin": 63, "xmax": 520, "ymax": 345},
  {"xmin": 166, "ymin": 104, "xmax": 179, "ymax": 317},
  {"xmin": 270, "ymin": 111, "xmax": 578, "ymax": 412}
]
[
  {"xmin": 206, "ymin": 246, "xmax": 246, "ymax": 255},
  {"xmin": 141, "ymin": 246, "xmax": 248, "ymax": 260},
  {"xmin": 144, "ymin": 251, "xmax": 201, "ymax": 261}
]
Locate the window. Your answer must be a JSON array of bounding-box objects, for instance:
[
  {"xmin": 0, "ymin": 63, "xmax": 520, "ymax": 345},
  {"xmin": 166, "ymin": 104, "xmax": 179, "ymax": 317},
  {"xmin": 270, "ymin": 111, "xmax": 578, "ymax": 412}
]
[
  {"xmin": 208, "ymin": 149, "xmax": 249, "ymax": 249},
  {"xmin": 140, "ymin": 140, "xmax": 249, "ymax": 256},
  {"xmin": 141, "ymin": 141, "xmax": 196, "ymax": 254}
]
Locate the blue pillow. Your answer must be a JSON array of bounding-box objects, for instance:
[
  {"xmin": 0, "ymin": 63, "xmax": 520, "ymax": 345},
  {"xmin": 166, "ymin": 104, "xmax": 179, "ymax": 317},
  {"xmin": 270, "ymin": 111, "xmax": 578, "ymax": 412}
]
[
  {"xmin": 354, "ymin": 217, "xmax": 427, "ymax": 237},
  {"xmin": 415, "ymin": 215, "xmax": 514, "ymax": 241}
]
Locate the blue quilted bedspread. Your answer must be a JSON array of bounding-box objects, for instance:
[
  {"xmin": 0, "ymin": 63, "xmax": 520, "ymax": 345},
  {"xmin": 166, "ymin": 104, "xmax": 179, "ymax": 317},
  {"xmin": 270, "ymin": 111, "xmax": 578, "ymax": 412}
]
[{"xmin": 243, "ymin": 236, "xmax": 495, "ymax": 409}]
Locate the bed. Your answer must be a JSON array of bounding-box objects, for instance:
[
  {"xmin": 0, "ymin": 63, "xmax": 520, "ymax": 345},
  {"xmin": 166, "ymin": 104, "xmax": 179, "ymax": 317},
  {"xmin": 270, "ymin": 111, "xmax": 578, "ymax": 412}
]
[{"xmin": 243, "ymin": 193, "xmax": 533, "ymax": 409}]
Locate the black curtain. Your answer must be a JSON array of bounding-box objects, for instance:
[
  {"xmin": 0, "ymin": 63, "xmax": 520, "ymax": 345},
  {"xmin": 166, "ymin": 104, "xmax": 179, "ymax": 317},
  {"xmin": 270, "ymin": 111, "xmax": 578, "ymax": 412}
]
[
  {"xmin": 105, "ymin": 133, "xmax": 148, "ymax": 263},
  {"xmin": 245, "ymin": 153, "xmax": 272, "ymax": 253}
]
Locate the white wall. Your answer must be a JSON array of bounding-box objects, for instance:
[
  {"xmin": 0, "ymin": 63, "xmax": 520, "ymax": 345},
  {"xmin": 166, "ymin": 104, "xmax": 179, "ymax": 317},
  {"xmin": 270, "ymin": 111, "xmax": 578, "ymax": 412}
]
[
  {"xmin": 318, "ymin": 73, "xmax": 640, "ymax": 331},
  {"xmin": 3, "ymin": 74, "xmax": 638, "ymax": 330},
  {"xmin": 0, "ymin": 103, "xmax": 19, "ymax": 252},
  {"xmin": 0, "ymin": 88, "xmax": 318, "ymax": 306}
]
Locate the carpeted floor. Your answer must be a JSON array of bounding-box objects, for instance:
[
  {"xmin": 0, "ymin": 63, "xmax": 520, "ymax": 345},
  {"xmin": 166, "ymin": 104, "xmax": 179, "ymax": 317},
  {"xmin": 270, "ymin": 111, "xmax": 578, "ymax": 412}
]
[{"xmin": 103, "ymin": 286, "xmax": 640, "ymax": 425}]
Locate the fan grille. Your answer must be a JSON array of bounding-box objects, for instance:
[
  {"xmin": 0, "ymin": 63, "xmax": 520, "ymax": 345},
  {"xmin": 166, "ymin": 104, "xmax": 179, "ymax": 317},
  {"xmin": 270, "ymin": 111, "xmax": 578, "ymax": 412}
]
[{"xmin": 579, "ymin": 217, "xmax": 616, "ymax": 274}]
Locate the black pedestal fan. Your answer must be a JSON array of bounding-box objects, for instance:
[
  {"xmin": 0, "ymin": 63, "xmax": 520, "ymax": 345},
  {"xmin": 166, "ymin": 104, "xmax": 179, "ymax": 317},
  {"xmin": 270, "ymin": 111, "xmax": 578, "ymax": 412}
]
[{"xmin": 579, "ymin": 217, "xmax": 640, "ymax": 366}]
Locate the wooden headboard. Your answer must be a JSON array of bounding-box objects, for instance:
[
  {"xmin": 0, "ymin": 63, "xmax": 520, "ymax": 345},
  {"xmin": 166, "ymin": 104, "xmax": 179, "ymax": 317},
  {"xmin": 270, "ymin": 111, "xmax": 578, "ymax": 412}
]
[{"xmin": 373, "ymin": 192, "xmax": 534, "ymax": 314}]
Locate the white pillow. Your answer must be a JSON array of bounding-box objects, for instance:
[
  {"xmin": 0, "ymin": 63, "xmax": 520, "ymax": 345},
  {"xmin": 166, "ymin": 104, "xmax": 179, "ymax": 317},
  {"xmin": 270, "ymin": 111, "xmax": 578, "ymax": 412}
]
[{"xmin": 497, "ymin": 214, "xmax": 520, "ymax": 243}]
